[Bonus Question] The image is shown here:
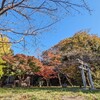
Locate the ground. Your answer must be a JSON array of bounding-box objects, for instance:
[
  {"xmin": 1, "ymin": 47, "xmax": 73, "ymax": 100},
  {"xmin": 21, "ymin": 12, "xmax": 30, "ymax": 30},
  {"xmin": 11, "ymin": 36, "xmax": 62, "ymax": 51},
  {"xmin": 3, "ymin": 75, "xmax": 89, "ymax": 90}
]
[{"xmin": 0, "ymin": 87, "xmax": 99, "ymax": 100}]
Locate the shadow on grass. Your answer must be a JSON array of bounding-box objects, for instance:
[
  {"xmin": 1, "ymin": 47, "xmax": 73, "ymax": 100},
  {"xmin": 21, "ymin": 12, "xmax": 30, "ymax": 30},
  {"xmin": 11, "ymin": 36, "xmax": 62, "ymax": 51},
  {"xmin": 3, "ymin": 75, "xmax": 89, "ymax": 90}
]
[
  {"xmin": 32, "ymin": 87, "xmax": 100, "ymax": 94},
  {"xmin": 0, "ymin": 87, "xmax": 100, "ymax": 94}
]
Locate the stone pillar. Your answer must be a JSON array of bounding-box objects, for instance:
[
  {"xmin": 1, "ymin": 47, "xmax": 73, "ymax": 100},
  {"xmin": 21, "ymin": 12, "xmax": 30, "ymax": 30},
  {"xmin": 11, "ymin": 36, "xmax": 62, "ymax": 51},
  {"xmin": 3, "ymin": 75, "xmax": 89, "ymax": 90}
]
[
  {"xmin": 81, "ymin": 68, "xmax": 87, "ymax": 89},
  {"xmin": 87, "ymin": 68, "xmax": 94, "ymax": 89}
]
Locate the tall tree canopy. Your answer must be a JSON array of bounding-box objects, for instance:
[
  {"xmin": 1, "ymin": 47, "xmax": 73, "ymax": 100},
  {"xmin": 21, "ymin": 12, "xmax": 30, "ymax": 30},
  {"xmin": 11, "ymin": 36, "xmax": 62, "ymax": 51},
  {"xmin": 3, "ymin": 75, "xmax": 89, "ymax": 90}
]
[
  {"xmin": 42, "ymin": 31, "xmax": 100, "ymax": 86},
  {"xmin": 56, "ymin": 31, "xmax": 100, "ymax": 65},
  {"xmin": 0, "ymin": 34, "xmax": 11, "ymax": 56},
  {"xmin": 0, "ymin": 34, "xmax": 12, "ymax": 78}
]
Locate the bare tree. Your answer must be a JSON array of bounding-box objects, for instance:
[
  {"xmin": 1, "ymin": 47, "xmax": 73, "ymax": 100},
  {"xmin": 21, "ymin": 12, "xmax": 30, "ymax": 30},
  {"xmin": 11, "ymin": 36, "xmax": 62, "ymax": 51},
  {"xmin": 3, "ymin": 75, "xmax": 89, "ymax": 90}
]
[{"xmin": 0, "ymin": 0, "xmax": 91, "ymax": 44}]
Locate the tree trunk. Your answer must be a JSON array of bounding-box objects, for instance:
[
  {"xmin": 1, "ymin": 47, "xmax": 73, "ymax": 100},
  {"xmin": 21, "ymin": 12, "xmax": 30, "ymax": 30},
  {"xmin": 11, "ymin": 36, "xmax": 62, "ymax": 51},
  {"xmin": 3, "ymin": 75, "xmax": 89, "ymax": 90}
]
[
  {"xmin": 58, "ymin": 73, "xmax": 62, "ymax": 86},
  {"xmin": 39, "ymin": 81, "xmax": 42, "ymax": 87},
  {"xmin": 65, "ymin": 74, "xmax": 73, "ymax": 87},
  {"xmin": 46, "ymin": 79, "xmax": 49, "ymax": 86}
]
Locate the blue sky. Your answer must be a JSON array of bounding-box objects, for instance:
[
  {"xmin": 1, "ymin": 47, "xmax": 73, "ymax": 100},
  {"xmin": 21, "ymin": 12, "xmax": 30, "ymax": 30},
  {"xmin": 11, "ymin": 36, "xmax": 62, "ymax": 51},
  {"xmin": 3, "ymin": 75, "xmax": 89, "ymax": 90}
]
[{"xmin": 12, "ymin": 0, "xmax": 100, "ymax": 57}]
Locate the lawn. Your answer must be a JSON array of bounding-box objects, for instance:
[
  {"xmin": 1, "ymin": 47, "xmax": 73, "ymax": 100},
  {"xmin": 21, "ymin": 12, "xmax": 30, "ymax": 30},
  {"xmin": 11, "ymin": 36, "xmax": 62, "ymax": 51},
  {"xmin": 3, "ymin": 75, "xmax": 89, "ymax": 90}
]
[{"xmin": 0, "ymin": 87, "xmax": 99, "ymax": 100}]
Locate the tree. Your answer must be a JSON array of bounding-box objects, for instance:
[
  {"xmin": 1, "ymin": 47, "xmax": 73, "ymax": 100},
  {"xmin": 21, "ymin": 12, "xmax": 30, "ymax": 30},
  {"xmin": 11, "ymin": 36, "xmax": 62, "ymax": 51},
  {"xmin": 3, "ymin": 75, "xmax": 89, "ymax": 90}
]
[
  {"xmin": 42, "ymin": 31, "xmax": 100, "ymax": 86},
  {"xmin": 0, "ymin": 58, "xmax": 5, "ymax": 78},
  {"xmin": 61, "ymin": 31, "xmax": 100, "ymax": 86},
  {"xmin": 36, "ymin": 65, "xmax": 57, "ymax": 86},
  {"xmin": 0, "ymin": 34, "xmax": 11, "ymax": 55},
  {"xmin": 2, "ymin": 54, "xmax": 43, "ymax": 77},
  {"xmin": 0, "ymin": 34, "xmax": 12, "ymax": 79},
  {"xmin": 0, "ymin": 0, "xmax": 90, "ymax": 45},
  {"xmin": 42, "ymin": 50, "xmax": 63, "ymax": 86},
  {"xmin": 58, "ymin": 31, "xmax": 100, "ymax": 64},
  {"xmin": 42, "ymin": 50, "xmax": 61, "ymax": 66}
]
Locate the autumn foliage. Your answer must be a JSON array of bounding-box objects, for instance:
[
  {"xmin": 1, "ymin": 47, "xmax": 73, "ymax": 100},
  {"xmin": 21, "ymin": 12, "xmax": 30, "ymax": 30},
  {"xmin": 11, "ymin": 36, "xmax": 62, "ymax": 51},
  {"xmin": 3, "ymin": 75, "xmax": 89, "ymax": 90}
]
[
  {"xmin": 41, "ymin": 31, "xmax": 100, "ymax": 86},
  {"xmin": 36, "ymin": 65, "xmax": 57, "ymax": 80},
  {"xmin": 2, "ymin": 54, "xmax": 43, "ymax": 75},
  {"xmin": 1, "ymin": 31, "xmax": 100, "ymax": 87},
  {"xmin": 42, "ymin": 51, "xmax": 61, "ymax": 66}
]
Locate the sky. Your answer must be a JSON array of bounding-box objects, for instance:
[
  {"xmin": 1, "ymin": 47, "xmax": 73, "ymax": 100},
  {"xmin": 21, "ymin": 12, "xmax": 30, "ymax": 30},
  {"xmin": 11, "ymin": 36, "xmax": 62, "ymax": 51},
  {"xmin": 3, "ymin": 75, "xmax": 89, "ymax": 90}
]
[{"xmin": 12, "ymin": 0, "xmax": 100, "ymax": 57}]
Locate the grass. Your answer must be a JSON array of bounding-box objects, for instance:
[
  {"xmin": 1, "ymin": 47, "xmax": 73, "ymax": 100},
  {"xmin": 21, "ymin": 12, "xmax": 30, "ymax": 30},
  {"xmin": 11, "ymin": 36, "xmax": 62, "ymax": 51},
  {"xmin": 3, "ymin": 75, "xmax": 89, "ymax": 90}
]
[{"xmin": 0, "ymin": 87, "xmax": 99, "ymax": 100}]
